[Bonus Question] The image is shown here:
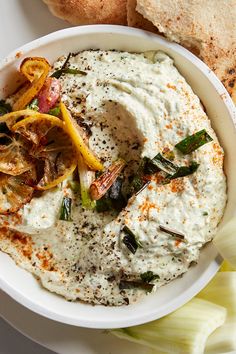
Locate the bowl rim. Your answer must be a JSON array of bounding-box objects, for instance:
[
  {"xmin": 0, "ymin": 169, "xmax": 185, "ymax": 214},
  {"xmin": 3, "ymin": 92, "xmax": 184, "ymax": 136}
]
[
  {"xmin": 0, "ymin": 25, "xmax": 235, "ymax": 329},
  {"xmin": 1, "ymin": 24, "xmax": 235, "ymax": 123}
]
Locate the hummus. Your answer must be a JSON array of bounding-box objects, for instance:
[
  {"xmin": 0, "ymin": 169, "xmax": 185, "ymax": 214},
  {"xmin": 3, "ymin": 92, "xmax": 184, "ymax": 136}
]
[{"xmin": 0, "ymin": 50, "xmax": 227, "ymax": 306}]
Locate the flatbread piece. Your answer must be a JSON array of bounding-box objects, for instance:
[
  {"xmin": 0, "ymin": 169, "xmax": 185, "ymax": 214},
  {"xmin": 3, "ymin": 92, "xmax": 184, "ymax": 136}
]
[
  {"xmin": 136, "ymin": 0, "xmax": 236, "ymax": 101},
  {"xmin": 43, "ymin": 0, "xmax": 127, "ymax": 25},
  {"xmin": 127, "ymin": 0, "xmax": 158, "ymax": 32}
]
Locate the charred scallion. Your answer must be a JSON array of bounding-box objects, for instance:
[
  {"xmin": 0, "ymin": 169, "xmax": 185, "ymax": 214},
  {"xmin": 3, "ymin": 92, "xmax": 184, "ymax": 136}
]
[
  {"xmin": 68, "ymin": 180, "xmax": 80, "ymax": 193},
  {"xmin": 129, "ymin": 174, "xmax": 145, "ymax": 195},
  {"xmin": 96, "ymin": 196, "xmax": 113, "ymax": 212},
  {"xmin": 90, "ymin": 158, "xmax": 126, "ymax": 200},
  {"xmin": 119, "ymin": 280, "xmax": 154, "ymax": 292},
  {"xmin": 129, "ymin": 158, "xmax": 149, "ymax": 195},
  {"xmin": 144, "ymin": 153, "xmax": 177, "ymax": 175},
  {"xmin": 96, "ymin": 177, "xmax": 126, "ymax": 213},
  {"xmin": 162, "ymin": 148, "xmax": 175, "ymax": 161},
  {"xmin": 159, "ymin": 225, "xmax": 185, "ymax": 241},
  {"xmin": 175, "ymin": 129, "xmax": 213, "ymax": 155},
  {"xmin": 135, "ymin": 180, "xmax": 151, "ymax": 196},
  {"xmin": 140, "ymin": 271, "xmax": 160, "ymax": 283},
  {"xmin": 59, "ymin": 196, "xmax": 72, "ymax": 221},
  {"xmin": 167, "ymin": 161, "xmax": 200, "ymax": 180},
  {"xmin": 122, "ymin": 226, "xmax": 142, "ymax": 254}
]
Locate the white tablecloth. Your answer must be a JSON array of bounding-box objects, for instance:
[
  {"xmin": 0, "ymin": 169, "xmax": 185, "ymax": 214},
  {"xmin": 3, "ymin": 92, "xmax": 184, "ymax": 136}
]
[{"xmin": 0, "ymin": 317, "xmax": 54, "ymax": 354}]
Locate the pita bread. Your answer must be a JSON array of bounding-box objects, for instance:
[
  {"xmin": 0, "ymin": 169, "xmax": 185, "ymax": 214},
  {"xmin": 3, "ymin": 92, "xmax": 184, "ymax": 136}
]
[
  {"xmin": 127, "ymin": 0, "xmax": 158, "ymax": 32},
  {"xmin": 136, "ymin": 0, "xmax": 236, "ymax": 100},
  {"xmin": 43, "ymin": 0, "xmax": 127, "ymax": 25}
]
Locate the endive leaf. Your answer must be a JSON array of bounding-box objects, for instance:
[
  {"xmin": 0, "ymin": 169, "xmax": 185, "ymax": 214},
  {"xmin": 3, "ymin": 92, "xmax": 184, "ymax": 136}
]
[
  {"xmin": 213, "ymin": 218, "xmax": 236, "ymax": 269},
  {"xmin": 197, "ymin": 272, "xmax": 236, "ymax": 354},
  {"xmin": 111, "ymin": 298, "xmax": 226, "ymax": 354}
]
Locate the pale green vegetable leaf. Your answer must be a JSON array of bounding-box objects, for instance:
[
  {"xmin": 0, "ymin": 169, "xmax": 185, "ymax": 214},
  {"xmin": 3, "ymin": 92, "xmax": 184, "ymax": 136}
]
[
  {"xmin": 213, "ymin": 218, "xmax": 236, "ymax": 269},
  {"xmin": 220, "ymin": 261, "xmax": 236, "ymax": 272},
  {"xmin": 197, "ymin": 272, "xmax": 236, "ymax": 354},
  {"xmin": 111, "ymin": 298, "xmax": 226, "ymax": 354}
]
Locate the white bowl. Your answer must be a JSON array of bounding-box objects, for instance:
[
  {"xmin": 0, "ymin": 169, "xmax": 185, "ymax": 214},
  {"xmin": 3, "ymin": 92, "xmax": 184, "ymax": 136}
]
[{"xmin": 0, "ymin": 25, "xmax": 236, "ymax": 329}]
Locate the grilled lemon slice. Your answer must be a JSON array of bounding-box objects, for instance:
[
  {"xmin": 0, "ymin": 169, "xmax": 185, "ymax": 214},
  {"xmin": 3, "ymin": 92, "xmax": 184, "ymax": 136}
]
[
  {"xmin": 0, "ymin": 170, "xmax": 36, "ymax": 214},
  {"xmin": 60, "ymin": 102, "xmax": 103, "ymax": 171},
  {"xmin": 0, "ymin": 109, "xmax": 38, "ymax": 129},
  {"xmin": 0, "ymin": 133, "xmax": 34, "ymax": 176},
  {"xmin": 12, "ymin": 114, "xmax": 77, "ymax": 190}
]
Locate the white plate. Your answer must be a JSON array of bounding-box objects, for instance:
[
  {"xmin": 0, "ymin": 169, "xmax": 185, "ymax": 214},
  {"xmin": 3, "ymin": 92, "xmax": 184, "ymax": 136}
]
[
  {"xmin": 0, "ymin": 2, "xmax": 235, "ymax": 352},
  {"xmin": 0, "ymin": 290, "xmax": 151, "ymax": 354},
  {"xmin": 1, "ymin": 290, "xmax": 236, "ymax": 354}
]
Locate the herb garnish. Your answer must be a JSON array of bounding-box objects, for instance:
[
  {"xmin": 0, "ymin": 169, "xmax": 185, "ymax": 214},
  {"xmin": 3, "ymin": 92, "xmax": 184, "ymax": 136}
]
[
  {"xmin": 59, "ymin": 196, "xmax": 72, "ymax": 221},
  {"xmin": 51, "ymin": 53, "xmax": 71, "ymax": 78},
  {"xmin": 0, "ymin": 100, "xmax": 12, "ymax": 116},
  {"xmin": 119, "ymin": 280, "xmax": 154, "ymax": 292},
  {"xmin": 140, "ymin": 271, "xmax": 160, "ymax": 283},
  {"xmin": 51, "ymin": 68, "xmax": 87, "ymax": 78},
  {"xmin": 64, "ymin": 68, "xmax": 87, "ymax": 75},
  {"xmin": 159, "ymin": 225, "xmax": 185, "ymax": 241},
  {"xmin": 175, "ymin": 129, "xmax": 213, "ymax": 154},
  {"xmin": 51, "ymin": 53, "xmax": 87, "ymax": 78},
  {"xmin": 27, "ymin": 98, "xmax": 39, "ymax": 111},
  {"xmin": 122, "ymin": 226, "xmax": 142, "ymax": 254},
  {"xmin": 48, "ymin": 106, "xmax": 61, "ymax": 117}
]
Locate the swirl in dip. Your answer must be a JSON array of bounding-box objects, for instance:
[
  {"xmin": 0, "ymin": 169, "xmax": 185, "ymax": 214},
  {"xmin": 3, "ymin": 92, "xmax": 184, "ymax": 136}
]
[{"xmin": 0, "ymin": 50, "xmax": 226, "ymax": 306}]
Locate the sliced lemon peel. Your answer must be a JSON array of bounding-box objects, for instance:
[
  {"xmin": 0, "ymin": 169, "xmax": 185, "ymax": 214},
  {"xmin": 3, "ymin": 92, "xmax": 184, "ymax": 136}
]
[
  {"xmin": 60, "ymin": 102, "xmax": 103, "ymax": 171},
  {"xmin": 20, "ymin": 57, "xmax": 50, "ymax": 82},
  {"xmin": 0, "ymin": 109, "xmax": 38, "ymax": 129},
  {"xmin": 13, "ymin": 57, "xmax": 50, "ymax": 111},
  {"xmin": 12, "ymin": 113, "xmax": 65, "ymax": 132}
]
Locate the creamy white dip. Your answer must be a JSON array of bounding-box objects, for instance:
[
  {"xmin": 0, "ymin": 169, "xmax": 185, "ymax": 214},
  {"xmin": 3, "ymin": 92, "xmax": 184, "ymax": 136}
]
[{"xmin": 0, "ymin": 50, "xmax": 227, "ymax": 306}]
